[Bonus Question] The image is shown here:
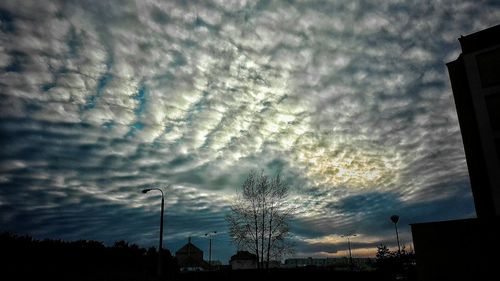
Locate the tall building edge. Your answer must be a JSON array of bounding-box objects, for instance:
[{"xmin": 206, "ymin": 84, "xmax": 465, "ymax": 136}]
[{"xmin": 446, "ymin": 58, "xmax": 495, "ymax": 217}]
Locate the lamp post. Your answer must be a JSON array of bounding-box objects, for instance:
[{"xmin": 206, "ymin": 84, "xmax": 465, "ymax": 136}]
[
  {"xmin": 205, "ymin": 230, "xmax": 217, "ymax": 270},
  {"xmin": 341, "ymin": 234, "xmax": 357, "ymax": 270},
  {"xmin": 390, "ymin": 215, "xmax": 401, "ymax": 254},
  {"xmin": 142, "ymin": 188, "xmax": 165, "ymax": 276}
]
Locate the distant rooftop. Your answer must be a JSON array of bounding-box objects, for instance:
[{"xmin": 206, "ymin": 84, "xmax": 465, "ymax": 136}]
[
  {"xmin": 176, "ymin": 242, "xmax": 203, "ymax": 254},
  {"xmin": 230, "ymin": 250, "xmax": 257, "ymax": 261},
  {"xmin": 459, "ymin": 24, "xmax": 500, "ymax": 53},
  {"xmin": 176, "ymin": 237, "xmax": 203, "ymax": 255}
]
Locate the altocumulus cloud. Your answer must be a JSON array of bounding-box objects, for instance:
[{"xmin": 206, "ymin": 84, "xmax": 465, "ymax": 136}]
[{"xmin": 1, "ymin": 0, "xmax": 499, "ymax": 261}]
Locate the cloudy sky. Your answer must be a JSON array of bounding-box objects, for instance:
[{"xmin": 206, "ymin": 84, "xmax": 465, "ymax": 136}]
[{"xmin": 1, "ymin": 0, "xmax": 499, "ymax": 262}]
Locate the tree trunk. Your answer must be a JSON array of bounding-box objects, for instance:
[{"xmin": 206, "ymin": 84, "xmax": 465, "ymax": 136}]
[
  {"xmin": 253, "ymin": 206, "xmax": 260, "ymax": 269},
  {"xmin": 266, "ymin": 206, "xmax": 274, "ymax": 269},
  {"xmin": 261, "ymin": 191, "xmax": 266, "ymax": 269}
]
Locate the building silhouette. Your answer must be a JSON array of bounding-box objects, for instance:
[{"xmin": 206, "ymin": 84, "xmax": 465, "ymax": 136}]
[
  {"xmin": 175, "ymin": 237, "xmax": 208, "ymax": 271},
  {"xmin": 447, "ymin": 24, "xmax": 500, "ymax": 217},
  {"xmin": 284, "ymin": 257, "xmax": 374, "ymax": 270},
  {"xmin": 411, "ymin": 24, "xmax": 500, "ymax": 281},
  {"xmin": 229, "ymin": 251, "xmax": 258, "ymax": 270}
]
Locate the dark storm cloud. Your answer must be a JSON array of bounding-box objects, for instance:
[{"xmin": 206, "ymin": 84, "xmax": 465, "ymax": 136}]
[
  {"xmin": 327, "ymin": 192, "xmax": 402, "ymax": 215},
  {"xmin": 1, "ymin": 0, "xmax": 499, "ymax": 261}
]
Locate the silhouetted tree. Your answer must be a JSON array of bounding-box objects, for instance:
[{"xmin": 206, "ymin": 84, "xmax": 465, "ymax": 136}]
[
  {"xmin": 226, "ymin": 170, "xmax": 294, "ymax": 269},
  {"xmin": 375, "ymin": 244, "xmax": 416, "ymax": 280},
  {"xmin": 376, "ymin": 244, "xmax": 391, "ymax": 261}
]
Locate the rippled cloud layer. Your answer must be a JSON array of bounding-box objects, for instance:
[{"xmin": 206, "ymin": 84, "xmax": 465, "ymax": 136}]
[{"xmin": 1, "ymin": 0, "xmax": 499, "ymax": 261}]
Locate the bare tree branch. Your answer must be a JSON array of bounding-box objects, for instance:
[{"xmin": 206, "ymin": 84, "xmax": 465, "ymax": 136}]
[{"xmin": 226, "ymin": 170, "xmax": 294, "ymax": 269}]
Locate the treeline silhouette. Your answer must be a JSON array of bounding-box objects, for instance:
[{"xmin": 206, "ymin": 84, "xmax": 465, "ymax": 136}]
[{"xmin": 1, "ymin": 232, "xmax": 178, "ymax": 281}]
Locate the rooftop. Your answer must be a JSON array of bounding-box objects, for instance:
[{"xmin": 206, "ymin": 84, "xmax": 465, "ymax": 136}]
[{"xmin": 459, "ymin": 24, "xmax": 500, "ymax": 53}]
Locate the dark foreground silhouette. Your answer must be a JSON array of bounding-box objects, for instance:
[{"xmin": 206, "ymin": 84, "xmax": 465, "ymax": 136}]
[
  {"xmin": 1, "ymin": 232, "xmax": 178, "ymax": 281},
  {"xmin": 1, "ymin": 232, "xmax": 415, "ymax": 281}
]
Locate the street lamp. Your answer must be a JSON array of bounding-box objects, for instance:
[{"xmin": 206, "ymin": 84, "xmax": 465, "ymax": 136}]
[
  {"xmin": 341, "ymin": 234, "xmax": 357, "ymax": 270},
  {"xmin": 142, "ymin": 188, "xmax": 165, "ymax": 276},
  {"xmin": 390, "ymin": 215, "xmax": 401, "ymax": 254},
  {"xmin": 205, "ymin": 230, "xmax": 217, "ymax": 270}
]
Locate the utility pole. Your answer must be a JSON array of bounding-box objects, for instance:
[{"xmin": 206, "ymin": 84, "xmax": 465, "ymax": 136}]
[
  {"xmin": 341, "ymin": 234, "xmax": 357, "ymax": 270},
  {"xmin": 205, "ymin": 231, "xmax": 217, "ymax": 270},
  {"xmin": 142, "ymin": 188, "xmax": 166, "ymax": 277},
  {"xmin": 391, "ymin": 215, "xmax": 401, "ymax": 253}
]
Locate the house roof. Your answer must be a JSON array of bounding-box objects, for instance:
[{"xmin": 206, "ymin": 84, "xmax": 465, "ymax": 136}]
[
  {"xmin": 230, "ymin": 251, "xmax": 257, "ymax": 261},
  {"xmin": 176, "ymin": 242, "xmax": 203, "ymax": 255}
]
